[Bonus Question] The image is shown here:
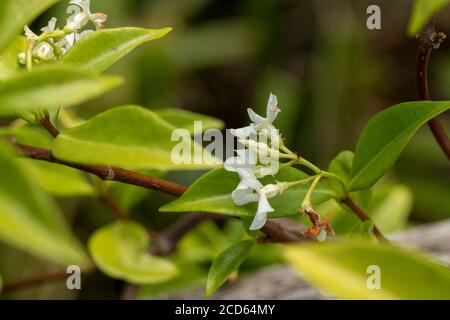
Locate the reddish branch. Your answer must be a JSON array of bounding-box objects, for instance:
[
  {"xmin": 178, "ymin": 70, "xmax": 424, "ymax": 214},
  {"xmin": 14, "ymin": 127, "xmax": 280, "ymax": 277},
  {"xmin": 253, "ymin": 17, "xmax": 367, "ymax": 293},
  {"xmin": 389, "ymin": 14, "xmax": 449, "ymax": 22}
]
[
  {"xmin": 2, "ymin": 269, "xmax": 70, "ymax": 293},
  {"xmin": 342, "ymin": 198, "xmax": 388, "ymax": 243},
  {"xmin": 416, "ymin": 20, "xmax": 450, "ymax": 160},
  {"xmin": 6, "ymin": 141, "xmax": 386, "ymax": 293}
]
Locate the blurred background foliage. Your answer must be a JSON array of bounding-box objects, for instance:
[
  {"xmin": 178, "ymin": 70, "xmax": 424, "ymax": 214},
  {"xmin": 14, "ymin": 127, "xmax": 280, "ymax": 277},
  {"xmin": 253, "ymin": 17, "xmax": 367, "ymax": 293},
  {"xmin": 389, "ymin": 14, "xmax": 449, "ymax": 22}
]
[{"xmin": 0, "ymin": 0, "xmax": 449, "ymax": 299}]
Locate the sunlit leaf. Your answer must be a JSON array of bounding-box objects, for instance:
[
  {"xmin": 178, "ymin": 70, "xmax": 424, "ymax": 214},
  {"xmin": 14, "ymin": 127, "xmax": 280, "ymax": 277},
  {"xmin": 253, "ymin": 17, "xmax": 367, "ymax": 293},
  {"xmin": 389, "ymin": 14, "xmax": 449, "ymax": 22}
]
[
  {"xmin": 52, "ymin": 105, "xmax": 219, "ymax": 170},
  {"xmin": 206, "ymin": 240, "xmax": 254, "ymax": 297},
  {"xmin": 408, "ymin": 0, "xmax": 450, "ymax": 36},
  {"xmin": 0, "ymin": 143, "xmax": 89, "ymax": 265},
  {"xmin": 155, "ymin": 108, "xmax": 224, "ymax": 134},
  {"xmin": 88, "ymin": 221, "xmax": 178, "ymax": 284},
  {"xmin": 20, "ymin": 160, "xmax": 95, "ymax": 197},
  {"xmin": 284, "ymin": 241, "xmax": 450, "ymax": 299},
  {"xmin": 348, "ymin": 101, "xmax": 450, "ymax": 191},
  {"xmin": 0, "ymin": 37, "xmax": 27, "ymax": 81},
  {"xmin": 0, "ymin": 0, "xmax": 59, "ymax": 52},
  {"xmin": 63, "ymin": 27, "xmax": 172, "ymax": 74},
  {"xmin": 0, "ymin": 65, "xmax": 123, "ymax": 117},
  {"xmin": 160, "ymin": 167, "xmax": 334, "ymax": 218}
]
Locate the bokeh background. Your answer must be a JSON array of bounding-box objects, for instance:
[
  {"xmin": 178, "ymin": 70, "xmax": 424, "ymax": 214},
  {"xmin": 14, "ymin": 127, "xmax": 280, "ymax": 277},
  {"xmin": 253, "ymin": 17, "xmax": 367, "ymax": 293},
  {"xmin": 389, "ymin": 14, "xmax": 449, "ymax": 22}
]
[{"xmin": 1, "ymin": 0, "xmax": 449, "ymax": 299}]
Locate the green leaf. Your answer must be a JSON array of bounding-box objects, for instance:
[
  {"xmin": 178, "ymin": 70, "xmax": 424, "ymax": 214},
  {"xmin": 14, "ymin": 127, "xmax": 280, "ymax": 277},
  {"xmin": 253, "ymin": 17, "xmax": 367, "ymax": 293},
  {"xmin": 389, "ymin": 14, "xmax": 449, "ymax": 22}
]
[
  {"xmin": 328, "ymin": 150, "xmax": 372, "ymax": 207},
  {"xmin": 206, "ymin": 240, "xmax": 254, "ymax": 297},
  {"xmin": 0, "ymin": 143, "xmax": 88, "ymax": 265},
  {"xmin": 63, "ymin": 27, "xmax": 172, "ymax": 74},
  {"xmin": 348, "ymin": 101, "xmax": 450, "ymax": 191},
  {"xmin": 155, "ymin": 108, "xmax": 224, "ymax": 134},
  {"xmin": 88, "ymin": 221, "xmax": 178, "ymax": 284},
  {"xmin": 0, "ymin": 124, "xmax": 52, "ymax": 149},
  {"xmin": 20, "ymin": 160, "xmax": 95, "ymax": 197},
  {"xmin": 0, "ymin": 273, "xmax": 2, "ymax": 293},
  {"xmin": 408, "ymin": 0, "xmax": 450, "ymax": 36},
  {"xmin": 325, "ymin": 184, "xmax": 413, "ymax": 235},
  {"xmin": 52, "ymin": 105, "xmax": 219, "ymax": 170},
  {"xmin": 0, "ymin": 65, "xmax": 123, "ymax": 117},
  {"xmin": 160, "ymin": 167, "xmax": 334, "ymax": 218},
  {"xmin": 0, "ymin": 37, "xmax": 27, "ymax": 81},
  {"xmin": 284, "ymin": 241, "xmax": 450, "ymax": 299},
  {"xmin": 0, "ymin": 0, "xmax": 59, "ymax": 52}
]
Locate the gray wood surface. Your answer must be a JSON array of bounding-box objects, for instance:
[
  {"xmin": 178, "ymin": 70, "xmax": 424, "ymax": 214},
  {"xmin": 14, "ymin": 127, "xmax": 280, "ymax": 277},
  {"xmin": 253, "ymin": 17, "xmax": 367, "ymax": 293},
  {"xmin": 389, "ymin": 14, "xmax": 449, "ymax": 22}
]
[{"xmin": 157, "ymin": 220, "xmax": 450, "ymax": 300}]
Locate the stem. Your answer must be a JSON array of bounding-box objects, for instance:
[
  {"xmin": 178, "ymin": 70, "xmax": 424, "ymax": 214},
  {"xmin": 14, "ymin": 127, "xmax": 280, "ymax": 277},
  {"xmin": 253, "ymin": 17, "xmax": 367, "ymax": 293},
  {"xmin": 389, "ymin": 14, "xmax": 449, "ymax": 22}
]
[
  {"xmin": 298, "ymin": 157, "xmax": 322, "ymax": 173},
  {"xmin": 26, "ymin": 44, "xmax": 33, "ymax": 71},
  {"xmin": 416, "ymin": 19, "xmax": 450, "ymax": 160},
  {"xmin": 39, "ymin": 115, "xmax": 60, "ymax": 138},
  {"xmin": 342, "ymin": 197, "xmax": 389, "ymax": 243},
  {"xmin": 301, "ymin": 174, "xmax": 323, "ymax": 209}
]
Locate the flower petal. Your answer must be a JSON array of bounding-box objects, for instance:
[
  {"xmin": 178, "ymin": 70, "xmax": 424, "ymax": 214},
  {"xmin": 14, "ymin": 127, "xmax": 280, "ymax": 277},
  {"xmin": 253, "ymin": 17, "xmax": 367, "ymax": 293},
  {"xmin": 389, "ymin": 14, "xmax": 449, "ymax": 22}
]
[
  {"xmin": 266, "ymin": 93, "xmax": 280, "ymax": 123},
  {"xmin": 249, "ymin": 194, "xmax": 273, "ymax": 230},
  {"xmin": 230, "ymin": 125, "xmax": 256, "ymax": 139},
  {"xmin": 247, "ymin": 108, "xmax": 266, "ymax": 124},
  {"xmin": 231, "ymin": 182, "xmax": 260, "ymax": 206}
]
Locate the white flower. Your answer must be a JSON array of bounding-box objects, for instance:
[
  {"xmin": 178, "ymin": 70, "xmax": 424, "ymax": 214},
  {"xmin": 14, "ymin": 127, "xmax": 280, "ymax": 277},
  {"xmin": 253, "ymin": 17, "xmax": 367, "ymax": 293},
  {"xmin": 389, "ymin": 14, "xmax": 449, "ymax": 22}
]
[
  {"xmin": 18, "ymin": 52, "xmax": 27, "ymax": 65},
  {"xmin": 41, "ymin": 17, "xmax": 58, "ymax": 33},
  {"xmin": 316, "ymin": 228, "xmax": 328, "ymax": 242},
  {"xmin": 24, "ymin": 26, "xmax": 39, "ymax": 42},
  {"xmin": 67, "ymin": 0, "xmax": 107, "ymax": 30},
  {"xmin": 34, "ymin": 42, "xmax": 54, "ymax": 60},
  {"xmin": 250, "ymin": 183, "xmax": 286, "ymax": 230},
  {"xmin": 238, "ymin": 139, "xmax": 280, "ymax": 160},
  {"xmin": 230, "ymin": 93, "xmax": 281, "ymax": 140}
]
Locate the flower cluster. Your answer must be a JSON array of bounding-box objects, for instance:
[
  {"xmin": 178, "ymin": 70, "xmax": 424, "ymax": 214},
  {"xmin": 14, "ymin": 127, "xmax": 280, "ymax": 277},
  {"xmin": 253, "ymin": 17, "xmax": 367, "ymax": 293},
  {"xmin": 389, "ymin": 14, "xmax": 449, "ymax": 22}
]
[
  {"xmin": 225, "ymin": 93, "xmax": 293, "ymax": 230},
  {"xmin": 18, "ymin": 0, "xmax": 107, "ymax": 65},
  {"xmin": 225, "ymin": 93, "xmax": 335, "ymax": 241}
]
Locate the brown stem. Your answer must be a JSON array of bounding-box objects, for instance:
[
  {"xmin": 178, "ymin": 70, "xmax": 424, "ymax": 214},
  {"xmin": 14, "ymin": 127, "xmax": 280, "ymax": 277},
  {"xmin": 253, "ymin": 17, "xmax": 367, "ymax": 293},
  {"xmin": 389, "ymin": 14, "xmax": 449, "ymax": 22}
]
[
  {"xmin": 342, "ymin": 197, "xmax": 389, "ymax": 243},
  {"xmin": 416, "ymin": 19, "xmax": 450, "ymax": 160},
  {"xmin": 39, "ymin": 115, "xmax": 60, "ymax": 138},
  {"xmin": 98, "ymin": 191, "xmax": 130, "ymax": 220},
  {"xmin": 16, "ymin": 144, "xmax": 309, "ymax": 241},
  {"xmin": 2, "ymin": 269, "xmax": 69, "ymax": 293}
]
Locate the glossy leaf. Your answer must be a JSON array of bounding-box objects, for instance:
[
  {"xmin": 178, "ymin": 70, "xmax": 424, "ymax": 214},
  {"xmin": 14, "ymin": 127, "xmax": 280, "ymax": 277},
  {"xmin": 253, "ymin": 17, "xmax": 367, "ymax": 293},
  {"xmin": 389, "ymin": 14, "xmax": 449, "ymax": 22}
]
[
  {"xmin": 328, "ymin": 151, "xmax": 372, "ymax": 207},
  {"xmin": 324, "ymin": 184, "xmax": 413, "ymax": 235},
  {"xmin": 155, "ymin": 108, "xmax": 224, "ymax": 134},
  {"xmin": 63, "ymin": 27, "xmax": 172, "ymax": 74},
  {"xmin": 52, "ymin": 105, "xmax": 219, "ymax": 170},
  {"xmin": 20, "ymin": 160, "xmax": 95, "ymax": 197},
  {"xmin": 284, "ymin": 241, "xmax": 450, "ymax": 299},
  {"xmin": 0, "ymin": 143, "xmax": 88, "ymax": 265},
  {"xmin": 0, "ymin": 37, "xmax": 27, "ymax": 81},
  {"xmin": 0, "ymin": 65, "xmax": 123, "ymax": 116},
  {"xmin": 0, "ymin": 0, "xmax": 58, "ymax": 52},
  {"xmin": 88, "ymin": 221, "xmax": 178, "ymax": 284},
  {"xmin": 206, "ymin": 240, "xmax": 254, "ymax": 297},
  {"xmin": 348, "ymin": 101, "xmax": 450, "ymax": 191},
  {"xmin": 160, "ymin": 167, "xmax": 334, "ymax": 218},
  {"xmin": 408, "ymin": 0, "xmax": 450, "ymax": 36}
]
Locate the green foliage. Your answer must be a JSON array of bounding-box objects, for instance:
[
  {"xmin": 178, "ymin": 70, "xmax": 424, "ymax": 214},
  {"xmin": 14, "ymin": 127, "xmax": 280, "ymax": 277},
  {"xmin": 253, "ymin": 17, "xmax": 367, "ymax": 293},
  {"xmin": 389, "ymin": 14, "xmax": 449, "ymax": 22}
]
[
  {"xmin": 408, "ymin": 0, "xmax": 450, "ymax": 36},
  {"xmin": 88, "ymin": 221, "xmax": 178, "ymax": 285},
  {"xmin": 284, "ymin": 241, "xmax": 450, "ymax": 299},
  {"xmin": 326, "ymin": 184, "xmax": 413, "ymax": 234},
  {"xmin": 160, "ymin": 167, "xmax": 334, "ymax": 218},
  {"xmin": 52, "ymin": 105, "xmax": 218, "ymax": 170},
  {"xmin": 155, "ymin": 108, "xmax": 225, "ymax": 134},
  {"xmin": 206, "ymin": 240, "xmax": 254, "ymax": 297},
  {"xmin": 0, "ymin": 37, "xmax": 27, "ymax": 81},
  {"xmin": 63, "ymin": 27, "xmax": 172, "ymax": 74},
  {"xmin": 20, "ymin": 160, "xmax": 95, "ymax": 197},
  {"xmin": 0, "ymin": 65, "xmax": 123, "ymax": 116},
  {"xmin": 0, "ymin": 0, "xmax": 59, "ymax": 52},
  {"xmin": 349, "ymin": 101, "xmax": 450, "ymax": 191},
  {"xmin": 0, "ymin": 143, "xmax": 88, "ymax": 265}
]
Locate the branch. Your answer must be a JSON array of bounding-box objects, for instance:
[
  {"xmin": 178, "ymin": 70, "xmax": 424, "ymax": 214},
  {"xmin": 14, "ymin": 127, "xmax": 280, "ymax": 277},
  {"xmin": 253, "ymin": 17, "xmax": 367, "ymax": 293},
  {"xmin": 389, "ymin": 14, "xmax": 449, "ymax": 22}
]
[
  {"xmin": 2, "ymin": 269, "xmax": 69, "ymax": 294},
  {"xmin": 342, "ymin": 197, "xmax": 389, "ymax": 243},
  {"xmin": 416, "ymin": 19, "xmax": 450, "ymax": 159}
]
